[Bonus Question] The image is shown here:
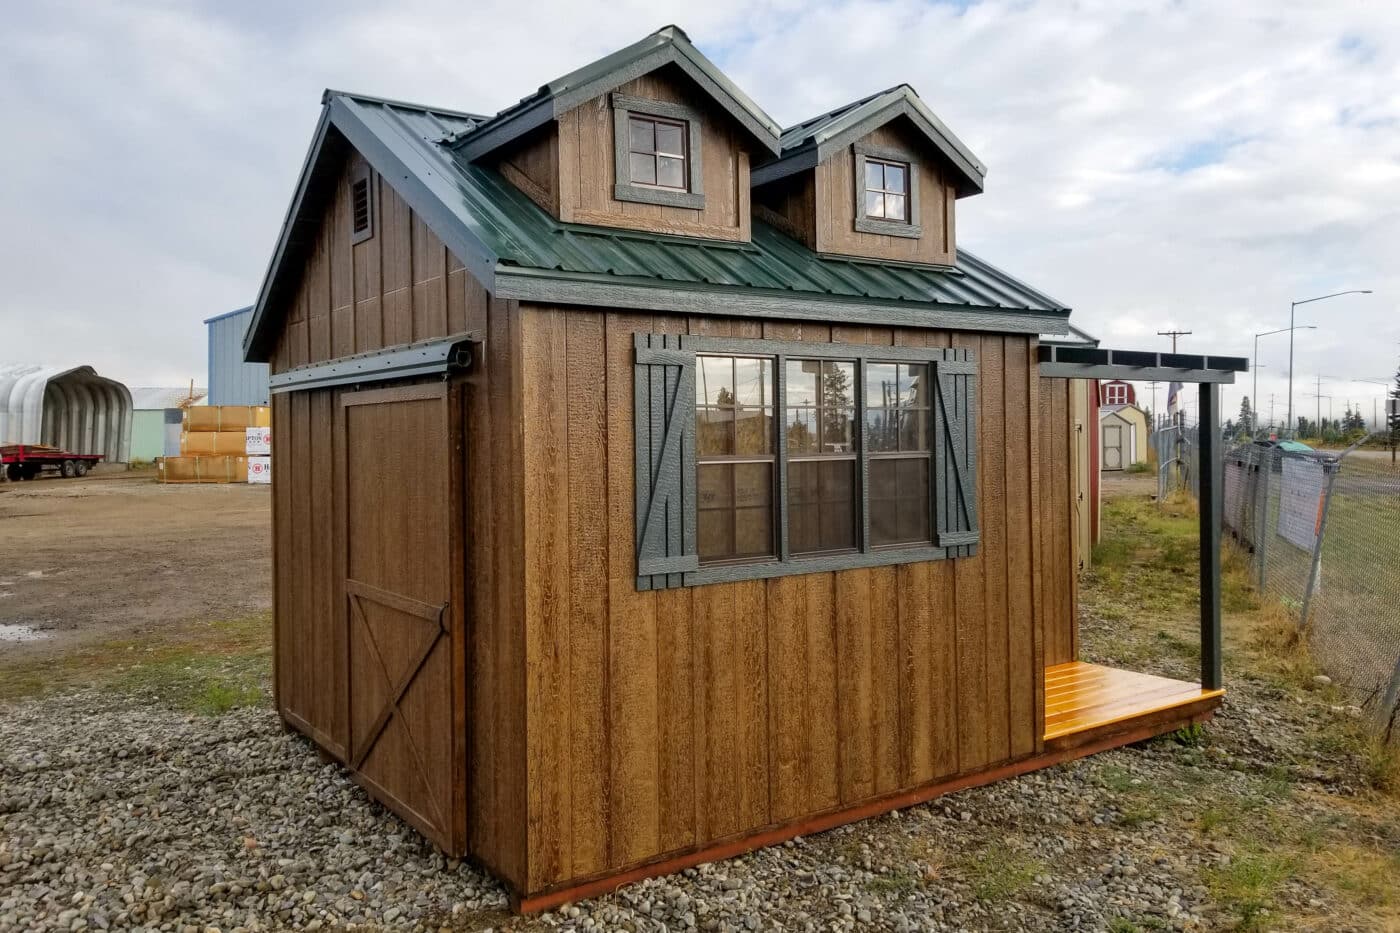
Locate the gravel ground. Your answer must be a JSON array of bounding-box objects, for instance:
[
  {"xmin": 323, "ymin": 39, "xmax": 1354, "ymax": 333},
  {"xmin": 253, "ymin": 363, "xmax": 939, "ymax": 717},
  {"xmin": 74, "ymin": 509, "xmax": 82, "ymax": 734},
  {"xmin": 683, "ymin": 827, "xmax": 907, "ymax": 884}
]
[{"xmin": 2, "ymin": 675, "xmax": 1391, "ymax": 932}]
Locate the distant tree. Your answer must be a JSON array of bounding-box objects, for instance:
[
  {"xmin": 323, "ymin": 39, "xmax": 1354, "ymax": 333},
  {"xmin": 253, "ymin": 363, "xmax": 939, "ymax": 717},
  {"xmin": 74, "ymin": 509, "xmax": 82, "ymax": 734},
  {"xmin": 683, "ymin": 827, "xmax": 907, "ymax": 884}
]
[
  {"xmin": 1237, "ymin": 395, "xmax": 1254, "ymax": 437},
  {"xmin": 1297, "ymin": 416, "xmax": 1314, "ymax": 439}
]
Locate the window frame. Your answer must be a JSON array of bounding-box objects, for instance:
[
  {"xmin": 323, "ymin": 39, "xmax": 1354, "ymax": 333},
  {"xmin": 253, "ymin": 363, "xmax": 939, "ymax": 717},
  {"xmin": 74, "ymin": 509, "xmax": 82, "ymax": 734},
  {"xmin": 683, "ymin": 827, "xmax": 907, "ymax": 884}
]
[
  {"xmin": 852, "ymin": 142, "xmax": 922, "ymax": 239},
  {"xmin": 1104, "ymin": 382, "xmax": 1128, "ymax": 405},
  {"xmin": 683, "ymin": 337, "xmax": 972, "ymax": 587},
  {"xmin": 612, "ymin": 93, "xmax": 706, "ymax": 211}
]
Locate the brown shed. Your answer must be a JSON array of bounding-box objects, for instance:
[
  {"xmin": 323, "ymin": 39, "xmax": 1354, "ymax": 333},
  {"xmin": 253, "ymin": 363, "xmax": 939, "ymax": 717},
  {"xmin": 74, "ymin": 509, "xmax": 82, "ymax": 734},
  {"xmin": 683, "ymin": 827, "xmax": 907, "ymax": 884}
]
[{"xmin": 243, "ymin": 26, "xmax": 1241, "ymax": 911}]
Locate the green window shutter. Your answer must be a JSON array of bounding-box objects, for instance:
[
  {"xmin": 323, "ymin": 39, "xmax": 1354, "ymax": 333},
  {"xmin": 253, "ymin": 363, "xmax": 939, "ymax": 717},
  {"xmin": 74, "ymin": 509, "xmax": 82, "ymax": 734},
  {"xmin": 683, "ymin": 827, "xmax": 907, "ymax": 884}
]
[
  {"xmin": 933, "ymin": 349, "xmax": 979, "ymax": 549},
  {"xmin": 634, "ymin": 333, "xmax": 699, "ymax": 590}
]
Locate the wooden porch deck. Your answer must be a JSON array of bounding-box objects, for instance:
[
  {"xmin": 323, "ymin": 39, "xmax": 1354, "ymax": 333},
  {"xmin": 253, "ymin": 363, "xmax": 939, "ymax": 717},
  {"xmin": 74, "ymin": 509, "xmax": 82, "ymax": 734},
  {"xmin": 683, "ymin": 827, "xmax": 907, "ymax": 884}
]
[{"xmin": 1044, "ymin": 661, "xmax": 1225, "ymax": 751}]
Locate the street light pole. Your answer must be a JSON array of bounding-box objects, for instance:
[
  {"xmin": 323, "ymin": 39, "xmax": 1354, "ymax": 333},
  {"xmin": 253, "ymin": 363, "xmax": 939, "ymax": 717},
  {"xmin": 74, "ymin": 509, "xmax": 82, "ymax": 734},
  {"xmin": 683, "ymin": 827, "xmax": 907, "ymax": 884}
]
[
  {"xmin": 1287, "ymin": 290, "xmax": 1371, "ymax": 438},
  {"xmin": 1255, "ymin": 325, "xmax": 1314, "ymax": 438}
]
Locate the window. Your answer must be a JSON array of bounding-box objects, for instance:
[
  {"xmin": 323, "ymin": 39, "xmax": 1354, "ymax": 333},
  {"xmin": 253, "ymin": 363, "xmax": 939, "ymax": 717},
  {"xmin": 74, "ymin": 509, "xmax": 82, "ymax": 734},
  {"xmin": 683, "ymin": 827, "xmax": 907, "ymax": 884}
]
[
  {"xmin": 1104, "ymin": 382, "xmax": 1129, "ymax": 405},
  {"xmin": 628, "ymin": 116, "xmax": 688, "ymax": 191},
  {"xmin": 696, "ymin": 355, "xmax": 776, "ymax": 563},
  {"xmin": 852, "ymin": 143, "xmax": 922, "ymax": 239},
  {"xmin": 611, "ymin": 93, "xmax": 705, "ymax": 210},
  {"xmin": 351, "ymin": 164, "xmax": 374, "ymax": 244},
  {"xmin": 865, "ymin": 362, "xmax": 931, "ymax": 547},
  {"xmin": 863, "ymin": 159, "xmax": 909, "ymax": 223},
  {"xmin": 633, "ymin": 336, "xmax": 979, "ymax": 589},
  {"xmin": 784, "ymin": 359, "xmax": 857, "ymax": 555}
]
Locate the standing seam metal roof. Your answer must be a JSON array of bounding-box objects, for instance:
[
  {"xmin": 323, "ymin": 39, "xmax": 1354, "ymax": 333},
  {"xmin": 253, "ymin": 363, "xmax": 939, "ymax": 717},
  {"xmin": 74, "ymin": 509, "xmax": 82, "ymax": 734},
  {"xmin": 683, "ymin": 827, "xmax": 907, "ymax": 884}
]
[
  {"xmin": 356, "ymin": 94, "xmax": 1061, "ymax": 308},
  {"xmin": 245, "ymin": 90, "xmax": 1070, "ymax": 359}
]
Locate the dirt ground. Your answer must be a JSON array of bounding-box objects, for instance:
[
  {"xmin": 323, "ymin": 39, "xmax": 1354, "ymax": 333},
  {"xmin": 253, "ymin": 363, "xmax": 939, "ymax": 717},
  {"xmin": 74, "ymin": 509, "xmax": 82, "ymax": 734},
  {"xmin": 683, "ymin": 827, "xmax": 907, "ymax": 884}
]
[{"xmin": 0, "ymin": 468, "xmax": 270, "ymax": 661}]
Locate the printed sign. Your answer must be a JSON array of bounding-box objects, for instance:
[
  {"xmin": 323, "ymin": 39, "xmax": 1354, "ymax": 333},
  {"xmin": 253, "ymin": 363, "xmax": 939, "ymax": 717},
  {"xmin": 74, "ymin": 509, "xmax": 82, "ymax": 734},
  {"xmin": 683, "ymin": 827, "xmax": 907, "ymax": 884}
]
[
  {"xmin": 1278, "ymin": 458, "xmax": 1324, "ymax": 552},
  {"xmin": 248, "ymin": 456, "xmax": 272, "ymax": 485},
  {"xmin": 246, "ymin": 427, "xmax": 272, "ymax": 456}
]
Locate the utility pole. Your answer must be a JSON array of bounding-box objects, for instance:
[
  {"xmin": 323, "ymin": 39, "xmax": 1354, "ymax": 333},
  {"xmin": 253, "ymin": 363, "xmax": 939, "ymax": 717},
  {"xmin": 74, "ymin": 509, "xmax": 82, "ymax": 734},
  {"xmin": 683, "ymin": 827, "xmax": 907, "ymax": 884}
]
[
  {"xmin": 1269, "ymin": 394, "xmax": 1276, "ymax": 435},
  {"xmin": 1158, "ymin": 329, "xmax": 1192, "ymax": 353}
]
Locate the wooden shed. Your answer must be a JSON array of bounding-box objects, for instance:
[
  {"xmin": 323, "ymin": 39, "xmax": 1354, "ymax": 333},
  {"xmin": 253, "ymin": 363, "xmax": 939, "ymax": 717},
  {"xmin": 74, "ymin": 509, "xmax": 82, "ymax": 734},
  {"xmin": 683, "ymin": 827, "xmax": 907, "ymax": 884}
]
[{"xmin": 243, "ymin": 26, "xmax": 1244, "ymax": 911}]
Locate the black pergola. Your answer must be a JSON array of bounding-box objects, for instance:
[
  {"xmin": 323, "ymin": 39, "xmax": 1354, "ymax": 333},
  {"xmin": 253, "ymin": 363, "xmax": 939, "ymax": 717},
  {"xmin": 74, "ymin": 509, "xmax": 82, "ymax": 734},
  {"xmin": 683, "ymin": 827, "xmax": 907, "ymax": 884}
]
[{"xmin": 1038, "ymin": 344, "xmax": 1250, "ymax": 692}]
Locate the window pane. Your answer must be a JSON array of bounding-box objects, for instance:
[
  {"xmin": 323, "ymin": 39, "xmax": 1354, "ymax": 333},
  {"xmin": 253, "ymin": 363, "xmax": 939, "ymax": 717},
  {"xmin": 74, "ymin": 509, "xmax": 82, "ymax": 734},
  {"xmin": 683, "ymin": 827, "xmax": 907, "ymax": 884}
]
[
  {"xmin": 655, "ymin": 122, "xmax": 684, "ymax": 157},
  {"xmin": 699, "ymin": 356, "xmax": 735, "ymax": 406},
  {"xmin": 788, "ymin": 459, "xmax": 857, "ymax": 554},
  {"xmin": 699, "ymin": 461, "xmax": 733, "ymax": 507},
  {"xmin": 657, "ymin": 156, "xmax": 685, "ymax": 189},
  {"xmin": 734, "ymin": 358, "xmax": 770, "ymax": 407},
  {"xmin": 786, "ymin": 359, "xmax": 819, "ymax": 406},
  {"xmin": 864, "ymin": 160, "xmax": 884, "ymax": 191},
  {"xmin": 820, "ymin": 406, "xmax": 855, "ymax": 453},
  {"xmin": 865, "ymin": 190, "xmax": 885, "ymax": 218},
  {"xmin": 884, "ymin": 163, "xmax": 905, "ymax": 194},
  {"xmin": 785, "ymin": 408, "xmax": 818, "ymax": 453},
  {"xmin": 697, "ymin": 407, "xmax": 734, "ymax": 456},
  {"xmin": 734, "ymin": 506, "xmax": 774, "ymax": 557},
  {"xmin": 900, "ymin": 363, "xmax": 928, "ymax": 407},
  {"xmin": 734, "ymin": 462, "xmax": 771, "ymax": 508},
  {"xmin": 822, "ymin": 361, "xmax": 855, "ymax": 408},
  {"xmin": 735, "ymin": 407, "xmax": 773, "ymax": 455},
  {"xmin": 629, "ymin": 152, "xmax": 656, "ymax": 185},
  {"xmin": 629, "ymin": 117, "xmax": 654, "ymax": 154},
  {"xmin": 865, "ymin": 408, "xmax": 896, "ymax": 452},
  {"xmin": 865, "ymin": 362, "xmax": 898, "ymax": 409},
  {"xmin": 885, "ymin": 194, "xmax": 906, "ymax": 222},
  {"xmin": 898, "ymin": 409, "xmax": 928, "ymax": 452},
  {"xmin": 869, "ymin": 458, "xmax": 931, "ymax": 547}
]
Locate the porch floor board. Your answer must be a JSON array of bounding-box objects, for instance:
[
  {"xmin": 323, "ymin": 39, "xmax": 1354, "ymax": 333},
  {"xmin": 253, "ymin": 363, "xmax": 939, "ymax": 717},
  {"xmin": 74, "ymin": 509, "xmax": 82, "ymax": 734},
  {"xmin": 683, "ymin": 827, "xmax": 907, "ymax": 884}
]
[{"xmin": 1044, "ymin": 661, "xmax": 1225, "ymax": 746}]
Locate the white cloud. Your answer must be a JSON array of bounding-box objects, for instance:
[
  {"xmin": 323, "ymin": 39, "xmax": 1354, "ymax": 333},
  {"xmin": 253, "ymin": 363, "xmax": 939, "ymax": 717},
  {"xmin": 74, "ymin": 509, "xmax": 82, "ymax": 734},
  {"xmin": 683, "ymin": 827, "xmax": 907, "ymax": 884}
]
[{"xmin": 1, "ymin": 0, "xmax": 1397, "ymax": 428}]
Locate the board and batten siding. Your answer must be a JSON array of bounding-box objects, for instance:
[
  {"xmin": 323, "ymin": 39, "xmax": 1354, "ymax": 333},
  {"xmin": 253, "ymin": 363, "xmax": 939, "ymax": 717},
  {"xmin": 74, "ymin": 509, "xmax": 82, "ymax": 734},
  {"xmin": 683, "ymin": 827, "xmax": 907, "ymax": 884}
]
[
  {"xmin": 266, "ymin": 145, "xmax": 529, "ymax": 883},
  {"xmin": 515, "ymin": 304, "xmax": 1046, "ymax": 893}
]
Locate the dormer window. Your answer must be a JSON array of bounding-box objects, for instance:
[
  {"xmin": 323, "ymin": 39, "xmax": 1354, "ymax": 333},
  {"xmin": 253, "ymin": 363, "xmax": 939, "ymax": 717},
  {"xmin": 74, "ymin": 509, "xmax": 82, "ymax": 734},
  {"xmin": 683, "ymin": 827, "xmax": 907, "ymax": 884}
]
[
  {"xmin": 852, "ymin": 143, "xmax": 922, "ymax": 239},
  {"xmin": 612, "ymin": 93, "xmax": 705, "ymax": 210},
  {"xmin": 864, "ymin": 158, "xmax": 908, "ymax": 222}
]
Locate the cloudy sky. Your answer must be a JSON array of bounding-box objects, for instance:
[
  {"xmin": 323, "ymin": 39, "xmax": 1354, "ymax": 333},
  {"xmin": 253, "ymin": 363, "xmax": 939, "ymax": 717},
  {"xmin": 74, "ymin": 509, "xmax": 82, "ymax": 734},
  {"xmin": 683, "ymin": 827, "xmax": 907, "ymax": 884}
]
[{"xmin": 3, "ymin": 0, "xmax": 1397, "ymax": 428}]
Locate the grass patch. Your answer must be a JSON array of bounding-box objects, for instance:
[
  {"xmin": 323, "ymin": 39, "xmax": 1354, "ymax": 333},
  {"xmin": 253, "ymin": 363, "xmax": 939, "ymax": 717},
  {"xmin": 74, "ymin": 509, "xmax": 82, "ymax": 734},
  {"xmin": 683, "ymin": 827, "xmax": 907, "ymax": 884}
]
[
  {"xmin": 1206, "ymin": 850, "xmax": 1296, "ymax": 932},
  {"xmin": 865, "ymin": 867, "xmax": 921, "ymax": 896},
  {"xmin": 0, "ymin": 613, "xmax": 272, "ymax": 714},
  {"xmin": 1124, "ymin": 461, "xmax": 1152, "ymax": 474},
  {"xmin": 956, "ymin": 848, "xmax": 1041, "ymax": 903}
]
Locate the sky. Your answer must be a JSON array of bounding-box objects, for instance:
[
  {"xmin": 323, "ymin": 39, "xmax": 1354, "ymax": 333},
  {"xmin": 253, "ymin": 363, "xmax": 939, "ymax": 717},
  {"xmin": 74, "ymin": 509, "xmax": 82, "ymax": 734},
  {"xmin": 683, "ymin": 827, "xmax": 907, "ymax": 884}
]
[{"xmin": 2, "ymin": 0, "xmax": 1398, "ymax": 429}]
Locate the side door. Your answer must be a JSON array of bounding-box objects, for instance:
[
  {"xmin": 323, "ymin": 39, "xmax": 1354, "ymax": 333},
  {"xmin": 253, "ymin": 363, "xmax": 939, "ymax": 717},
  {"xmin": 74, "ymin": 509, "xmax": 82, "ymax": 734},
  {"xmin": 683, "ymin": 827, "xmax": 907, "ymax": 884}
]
[{"xmin": 338, "ymin": 382, "xmax": 465, "ymax": 853}]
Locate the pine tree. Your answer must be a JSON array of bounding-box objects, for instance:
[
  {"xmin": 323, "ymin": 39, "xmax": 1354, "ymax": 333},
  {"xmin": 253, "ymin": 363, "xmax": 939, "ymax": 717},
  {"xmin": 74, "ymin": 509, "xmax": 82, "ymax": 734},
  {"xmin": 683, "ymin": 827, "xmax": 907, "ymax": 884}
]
[
  {"xmin": 1390, "ymin": 360, "xmax": 1400, "ymax": 441},
  {"xmin": 1237, "ymin": 395, "xmax": 1254, "ymax": 437}
]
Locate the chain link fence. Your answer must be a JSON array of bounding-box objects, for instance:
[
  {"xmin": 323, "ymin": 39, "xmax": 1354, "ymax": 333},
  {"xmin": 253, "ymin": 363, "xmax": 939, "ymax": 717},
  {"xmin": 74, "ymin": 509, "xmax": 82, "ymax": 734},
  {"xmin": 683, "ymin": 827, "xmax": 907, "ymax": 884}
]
[{"xmin": 1222, "ymin": 439, "xmax": 1400, "ymax": 742}]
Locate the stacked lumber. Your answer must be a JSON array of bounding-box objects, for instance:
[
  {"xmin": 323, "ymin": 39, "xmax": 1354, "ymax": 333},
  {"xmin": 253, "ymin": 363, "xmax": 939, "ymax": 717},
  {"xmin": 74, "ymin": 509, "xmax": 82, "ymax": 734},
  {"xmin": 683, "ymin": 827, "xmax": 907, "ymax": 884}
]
[{"xmin": 158, "ymin": 405, "xmax": 271, "ymax": 484}]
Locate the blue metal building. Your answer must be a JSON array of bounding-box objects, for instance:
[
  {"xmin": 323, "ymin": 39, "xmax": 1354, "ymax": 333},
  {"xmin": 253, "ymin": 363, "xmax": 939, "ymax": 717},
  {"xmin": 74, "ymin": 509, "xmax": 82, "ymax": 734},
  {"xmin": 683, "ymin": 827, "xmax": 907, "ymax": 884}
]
[{"xmin": 206, "ymin": 306, "xmax": 269, "ymax": 406}]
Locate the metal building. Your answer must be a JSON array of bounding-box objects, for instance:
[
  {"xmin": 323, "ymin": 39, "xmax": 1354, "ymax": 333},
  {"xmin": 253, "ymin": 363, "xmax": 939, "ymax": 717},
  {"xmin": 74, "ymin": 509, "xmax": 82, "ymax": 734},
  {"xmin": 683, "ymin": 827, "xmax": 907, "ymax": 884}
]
[
  {"xmin": 0, "ymin": 363, "xmax": 133, "ymax": 462},
  {"xmin": 206, "ymin": 307, "xmax": 269, "ymax": 406}
]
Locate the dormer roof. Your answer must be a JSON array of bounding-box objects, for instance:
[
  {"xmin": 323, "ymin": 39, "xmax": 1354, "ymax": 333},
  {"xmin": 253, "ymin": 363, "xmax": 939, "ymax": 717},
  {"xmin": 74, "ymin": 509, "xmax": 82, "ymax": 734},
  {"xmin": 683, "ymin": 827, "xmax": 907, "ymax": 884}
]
[
  {"xmin": 753, "ymin": 84, "xmax": 986, "ymax": 196},
  {"xmin": 449, "ymin": 25, "xmax": 783, "ymax": 162}
]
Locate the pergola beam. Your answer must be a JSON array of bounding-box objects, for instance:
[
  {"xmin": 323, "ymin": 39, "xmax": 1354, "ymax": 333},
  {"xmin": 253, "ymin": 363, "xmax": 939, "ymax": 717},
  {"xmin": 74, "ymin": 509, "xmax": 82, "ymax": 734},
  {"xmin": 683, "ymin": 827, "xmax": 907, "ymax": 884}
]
[
  {"xmin": 1198, "ymin": 383, "xmax": 1224, "ymax": 691},
  {"xmin": 1036, "ymin": 345, "xmax": 1246, "ymax": 385}
]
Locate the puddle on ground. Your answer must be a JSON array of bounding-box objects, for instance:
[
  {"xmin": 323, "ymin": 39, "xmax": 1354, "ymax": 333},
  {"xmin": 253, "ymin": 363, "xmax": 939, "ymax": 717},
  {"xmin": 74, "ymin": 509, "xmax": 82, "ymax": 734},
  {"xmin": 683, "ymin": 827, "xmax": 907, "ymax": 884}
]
[{"xmin": 0, "ymin": 623, "xmax": 49, "ymax": 642}]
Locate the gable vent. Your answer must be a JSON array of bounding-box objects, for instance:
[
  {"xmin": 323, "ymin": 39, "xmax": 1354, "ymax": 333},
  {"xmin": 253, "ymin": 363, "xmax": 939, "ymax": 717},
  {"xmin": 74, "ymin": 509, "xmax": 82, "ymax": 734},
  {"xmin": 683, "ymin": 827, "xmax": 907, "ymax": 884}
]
[{"xmin": 351, "ymin": 168, "xmax": 373, "ymax": 243}]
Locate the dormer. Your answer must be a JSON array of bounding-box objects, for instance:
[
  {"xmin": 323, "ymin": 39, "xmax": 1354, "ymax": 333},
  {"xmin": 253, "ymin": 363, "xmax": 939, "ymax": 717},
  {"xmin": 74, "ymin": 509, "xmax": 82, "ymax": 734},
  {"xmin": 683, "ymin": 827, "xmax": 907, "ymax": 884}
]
[
  {"xmin": 449, "ymin": 27, "xmax": 781, "ymax": 242},
  {"xmin": 752, "ymin": 85, "xmax": 986, "ymax": 266}
]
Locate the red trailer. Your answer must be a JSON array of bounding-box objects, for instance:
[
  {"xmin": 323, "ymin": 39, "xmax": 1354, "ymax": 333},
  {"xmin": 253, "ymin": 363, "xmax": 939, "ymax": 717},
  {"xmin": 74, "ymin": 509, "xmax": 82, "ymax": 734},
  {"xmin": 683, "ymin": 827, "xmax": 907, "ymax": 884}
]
[{"xmin": 1, "ymin": 444, "xmax": 104, "ymax": 481}]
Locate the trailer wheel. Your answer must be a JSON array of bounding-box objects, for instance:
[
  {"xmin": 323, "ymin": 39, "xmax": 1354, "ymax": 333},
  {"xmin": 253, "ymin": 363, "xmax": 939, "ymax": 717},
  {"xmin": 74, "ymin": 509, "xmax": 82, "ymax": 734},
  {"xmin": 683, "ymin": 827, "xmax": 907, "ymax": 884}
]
[
  {"xmin": 75, "ymin": 461, "xmax": 90, "ymax": 477},
  {"xmin": 22, "ymin": 465, "xmax": 39, "ymax": 480},
  {"xmin": 4, "ymin": 464, "xmax": 20, "ymax": 482},
  {"xmin": 60, "ymin": 460, "xmax": 76, "ymax": 478}
]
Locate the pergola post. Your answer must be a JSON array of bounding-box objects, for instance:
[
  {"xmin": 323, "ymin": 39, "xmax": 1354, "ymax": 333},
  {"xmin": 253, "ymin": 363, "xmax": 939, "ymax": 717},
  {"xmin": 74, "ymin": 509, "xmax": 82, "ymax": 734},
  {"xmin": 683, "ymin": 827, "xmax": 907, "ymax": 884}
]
[{"xmin": 1198, "ymin": 383, "xmax": 1223, "ymax": 690}]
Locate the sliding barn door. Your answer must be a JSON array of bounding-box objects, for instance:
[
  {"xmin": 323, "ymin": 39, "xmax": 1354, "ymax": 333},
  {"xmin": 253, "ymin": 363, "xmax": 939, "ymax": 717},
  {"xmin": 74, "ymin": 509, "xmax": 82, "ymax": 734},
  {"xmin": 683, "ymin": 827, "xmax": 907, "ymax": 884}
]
[{"xmin": 339, "ymin": 382, "xmax": 464, "ymax": 852}]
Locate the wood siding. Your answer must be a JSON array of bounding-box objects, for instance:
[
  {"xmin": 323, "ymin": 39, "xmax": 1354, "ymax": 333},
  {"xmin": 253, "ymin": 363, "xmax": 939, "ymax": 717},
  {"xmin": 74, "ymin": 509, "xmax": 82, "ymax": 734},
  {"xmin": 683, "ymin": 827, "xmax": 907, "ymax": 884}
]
[
  {"xmin": 515, "ymin": 305, "xmax": 1044, "ymax": 895},
  {"xmin": 496, "ymin": 67, "xmax": 753, "ymax": 241},
  {"xmin": 266, "ymin": 145, "xmax": 529, "ymax": 882},
  {"xmin": 756, "ymin": 120, "xmax": 957, "ymax": 265},
  {"xmin": 1038, "ymin": 376, "xmax": 1078, "ymax": 667},
  {"xmin": 816, "ymin": 121, "xmax": 956, "ymax": 265}
]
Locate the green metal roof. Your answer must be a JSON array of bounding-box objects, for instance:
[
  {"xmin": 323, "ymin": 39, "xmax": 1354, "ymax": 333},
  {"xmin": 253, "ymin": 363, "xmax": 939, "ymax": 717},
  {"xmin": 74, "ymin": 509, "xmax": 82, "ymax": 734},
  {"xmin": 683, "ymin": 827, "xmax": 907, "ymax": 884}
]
[
  {"xmin": 245, "ymin": 90, "xmax": 1069, "ymax": 361},
  {"xmin": 754, "ymin": 84, "xmax": 986, "ymax": 196}
]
